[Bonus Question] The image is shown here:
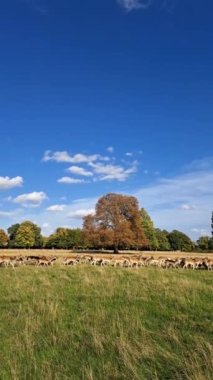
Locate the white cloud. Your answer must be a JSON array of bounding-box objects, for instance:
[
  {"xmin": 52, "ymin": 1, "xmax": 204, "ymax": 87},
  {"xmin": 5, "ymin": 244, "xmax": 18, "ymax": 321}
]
[
  {"xmin": 0, "ymin": 210, "xmax": 21, "ymax": 218},
  {"xmin": 67, "ymin": 166, "xmax": 93, "ymax": 177},
  {"xmin": 89, "ymin": 161, "xmax": 137, "ymax": 181},
  {"xmin": 107, "ymin": 146, "xmax": 114, "ymax": 153},
  {"xmin": 118, "ymin": 0, "xmax": 152, "ymax": 12},
  {"xmin": 134, "ymin": 163, "xmax": 213, "ymax": 239},
  {"xmin": 117, "ymin": 0, "xmax": 176, "ymax": 12},
  {"xmin": 46, "ymin": 204, "xmax": 66, "ymax": 212},
  {"xmin": 126, "ymin": 152, "xmax": 133, "ymax": 157},
  {"xmin": 43, "ymin": 149, "xmax": 139, "ymax": 182},
  {"xmin": 0, "ymin": 176, "xmax": 23, "ymax": 190},
  {"xmin": 57, "ymin": 177, "xmax": 87, "ymax": 184},
  {"xmin": 37, "ymin": 197, "xmax": 98, "ymax": 234},
  {"xmin": 69, "ymin": 154, "xmax": 104, "ymax": 164},
  {"xmin": 183, "ymin": 156, "xmax": 213, "ymax": 172},
  {"xmin": 43, "ymin": 150, "xmax": 109, "ymax": 164},
  {"xmin": 12, "ymin": 191, "xmax": 47, "ymax": 207},
  {"xmin": 43, "ymin": 150, "xmax": 72, "ymax": 163},
  {"xmin": 181, "ymin": 204, "xmax": 196, "ymax": 211},
  {"xmin": 67, "ymin": 209, "xmax": 95, "ymax": 219},
  {"xmin": 42, "ymin": 223, "xmax": 50, "ymax": 229},
  {"xmin": 191, "ymin": 228, "xmax": 210, "ymax": 236},
  {"xmin": 60, "ymin": 196, "xmax": 67, "ymax": 201}
]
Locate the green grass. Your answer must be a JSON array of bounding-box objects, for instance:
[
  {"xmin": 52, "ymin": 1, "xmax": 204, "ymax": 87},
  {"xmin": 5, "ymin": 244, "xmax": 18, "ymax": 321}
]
[{"xmin": 0, "ymin": 266, "xmax": 212, "ymax": 380}]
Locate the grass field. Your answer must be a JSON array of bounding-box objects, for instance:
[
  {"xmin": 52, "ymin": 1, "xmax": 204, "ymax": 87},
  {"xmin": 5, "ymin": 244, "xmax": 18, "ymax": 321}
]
[
  {"xmin": 0, "ymin": 265, "xmax": 212, "ymax": 380},
  {"xmin": 0, "ymin": 248, "xmax": 213, "ymax": 259}
]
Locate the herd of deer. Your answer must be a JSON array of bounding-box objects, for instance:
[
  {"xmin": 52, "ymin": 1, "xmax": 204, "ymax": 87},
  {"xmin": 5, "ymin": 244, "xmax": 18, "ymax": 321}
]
[{"xmin": 0, "ymin": 254, "xmax": 212, "ymax": 270}]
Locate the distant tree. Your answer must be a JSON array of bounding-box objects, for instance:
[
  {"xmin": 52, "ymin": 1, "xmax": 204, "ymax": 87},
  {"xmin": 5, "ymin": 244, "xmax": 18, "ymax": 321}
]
[
  {"xmin": 45, "ymin": 232, "xmax": 59, "ymax": 249},
  {"xmin": 208, "ymin": 238, "xmax": 213, "ymax": 251},
  {"xmin": 33, "ymin": 224, "xmax": 43, "ymax": 248},
  {"xmin": 7, "ymin": 223, "xmax": 20, "ymax": 248},
  {"xmin": 196, "ymin": 236, "xmax": 211, "ymax": 251},
  {"xmin": 0, "ymin": 229, "xmax": 9, "ymax": 248},
  {"xmin": 83, "ymin": 193, "xmax": 146, "ymax": 253},
  {"xmin": 140, "ymin": 208, "xmax": 158, "ymax": 250},
  {"xmin": 15, "ymin": 222, "xmax": 35, "ymax": 248},
  {"xmin": 42, "ymin": 236, "xmax": 48, "ymax": 247},
  {"xmin": 14, "ymin": 221, "xmax": 43, "ymax": 249},
  {"xmin": 45, "ymin": 228, "xmax": 83, "ymax": 249},
  {"xmin": 55, "ymin": 228, "xmax": 68, "ymax": 249},
  {"xmin": 66, "ymin": 228, "xmax": 83, "ymax": 249},
  {"xmin": 168, "ymin": 230, "xmax": 194, "ymax": 252},
  {"xmin": 155, "ymin": 229, "xmax": 171, "ymax": 251}
]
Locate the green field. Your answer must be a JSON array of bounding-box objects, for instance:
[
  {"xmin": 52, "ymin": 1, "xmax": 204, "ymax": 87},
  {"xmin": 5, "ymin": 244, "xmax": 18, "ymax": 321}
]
[{"xmin": 0, "ymin": 266, "xmax": 212, "ymax": 380}]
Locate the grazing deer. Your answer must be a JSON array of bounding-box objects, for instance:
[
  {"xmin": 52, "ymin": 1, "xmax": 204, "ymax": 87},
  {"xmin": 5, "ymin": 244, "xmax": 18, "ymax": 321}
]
[
  {"xmin": 37, "ymin": 256, "xmax": 57, "ymax": 266},
  {"xmin": 183, "ymin": 258, "xmax": 197, "ymax": 270},
  {"xmin": 62, "ymin": 257, "xmax": 80, "ymax": 266}
]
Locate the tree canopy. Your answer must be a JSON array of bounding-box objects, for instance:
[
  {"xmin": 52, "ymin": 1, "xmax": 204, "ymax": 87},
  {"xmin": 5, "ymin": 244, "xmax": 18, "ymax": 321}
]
[
  {"xmin": 196, "ymin": 236, "xmax": 211, "ymax": 251},
  {"xmin": 83, "ymin": 193, "xmax": 146, "ymax": 253},
  {"xmin": 11, "ymin": 221, "xmax": 43, "ymax": 249},
  {"xmin": 155, "ymin": 229, "xmax": 171, "ymax": 251},
  {"xmin": 45, "ymin": 228, "xmax": 83, "ymax": 249},
  {"xmin": 0, "ymin": 229, "xmax": 9, "ymax": 248},
  {"xmin": 7, "ymin": 223, "xmax": 20, "ymax": 248},
  {"xmin": 168, "ymin": 230, "xmax": 194, "ymax": 252},
  {"xmin": 140, "ymin": 208, "xmax": 158, "ymax": 250}
]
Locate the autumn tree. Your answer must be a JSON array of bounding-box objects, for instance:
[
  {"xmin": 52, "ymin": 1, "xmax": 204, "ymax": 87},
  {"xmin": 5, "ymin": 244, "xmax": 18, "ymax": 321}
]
[
  {"xmin": 14, "ymin": 221, "xmax": 43, "ymax": 248},
  {"xmin": 140, "ymin": 208, "xmax": 158, "ymax": 250},
  {"xmin": 83, "ymin": 215, "xmax": 102, "ymax": 249},
  {"xmin": 50, "ymin": 228, "xmax": 68, "ymax": 249},
  {"xmin": 83, "ymin": 193, "xmax": 146, "ymax": 253},
  {"xmin": 0, "ymin": 229, "xmax": 9, "ymax": 248}
]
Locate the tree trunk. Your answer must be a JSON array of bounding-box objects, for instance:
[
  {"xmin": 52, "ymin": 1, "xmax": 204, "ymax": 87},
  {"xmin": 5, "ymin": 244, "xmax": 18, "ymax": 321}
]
[{"xmin": 114, "ymin": 245, "xmax": 119, "ymax": 254}]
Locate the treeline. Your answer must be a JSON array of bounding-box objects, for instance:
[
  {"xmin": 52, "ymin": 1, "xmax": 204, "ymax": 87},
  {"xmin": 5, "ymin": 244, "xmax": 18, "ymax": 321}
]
[
  {"xmin": 0, "ymin": 195, "xmax": 212, "ymax": 252},
  {"xmin": 0, "ymin": 222, "xmax": 83, "ymax": 250}
]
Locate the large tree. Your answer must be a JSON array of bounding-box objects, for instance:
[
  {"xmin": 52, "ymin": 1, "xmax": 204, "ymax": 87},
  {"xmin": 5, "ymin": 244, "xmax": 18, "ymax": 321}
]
[
  {"xmin": 83, "ymin": 193, "xmax": 146, "ymax": 253},
  {"xmin": 14, "ymin": 221, "xmax": 43, "ymax": 249}
]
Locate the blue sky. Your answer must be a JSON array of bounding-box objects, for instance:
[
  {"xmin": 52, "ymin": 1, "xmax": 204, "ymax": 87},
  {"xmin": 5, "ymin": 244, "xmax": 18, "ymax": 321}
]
[{"xmin": 0, "ymin": 0, "xmax": 212, "ymax": 240}]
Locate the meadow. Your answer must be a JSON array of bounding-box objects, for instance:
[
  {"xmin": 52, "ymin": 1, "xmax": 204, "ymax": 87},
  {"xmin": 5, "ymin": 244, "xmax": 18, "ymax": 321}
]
[{"xmin": 0, "ymin": 263, "xmax": 212, "ymax": 380}]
